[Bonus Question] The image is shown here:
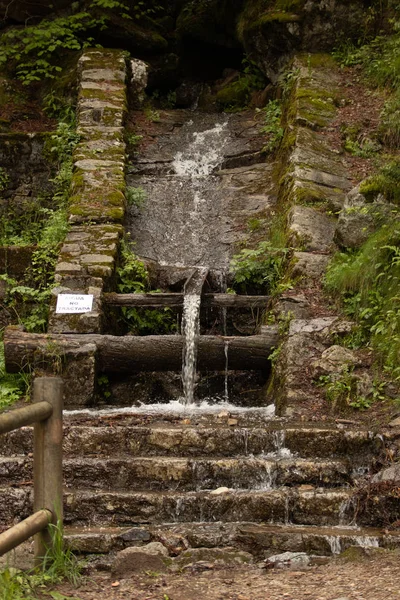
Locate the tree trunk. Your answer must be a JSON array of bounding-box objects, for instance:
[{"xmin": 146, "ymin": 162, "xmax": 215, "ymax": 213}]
[
  {"xmin": 4, "ymin": 327, "xmax": 279, "ymax": 374},
  {"xmin": 103, "ymin": 293, "xmax": 270, "ymax": 308}
]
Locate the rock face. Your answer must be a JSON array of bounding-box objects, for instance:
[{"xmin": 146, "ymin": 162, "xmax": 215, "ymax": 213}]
[
  {"xmin": 0, "ymin": 0, "xmax": 70, "ymax": 22},
  {"xmin": 0, "ymin": 133, "xmax": 56, "ymax": 219},
  {"xmin": 311, "ymin": 345, "xmax": 360, "ymax": 378},
  {"xmin": 372, "ymin": 464, "xmax": 400, "ymax": 485},
  {"xmin": 335, "ymin": 185, "xmax": 398, "ymax": 249},
  {"xmin": 238, "ymin": 0, "xmax": 368, "ymax": 82}
]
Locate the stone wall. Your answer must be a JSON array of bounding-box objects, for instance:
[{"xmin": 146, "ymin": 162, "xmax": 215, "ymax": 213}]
[
  {"xmin": 266, "ymin": 54, "xmax": 352, "ymax": 417},
  {"xmin": 48, "ymin": 49, "xmax": 127, "ymax": 335},
  {"xmin": 0, "ymin": 133, "xmax": 55, "ymax": 218}
]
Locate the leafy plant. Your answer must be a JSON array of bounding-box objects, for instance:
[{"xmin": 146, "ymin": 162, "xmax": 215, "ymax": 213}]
[
  {"xmin": 0, "ymin": 167, "xmax": 9, "ymax": 193},
  {"xmin": 0, "ymin": 1, "xmax": 163, "ymax": 85},
  {"xmin": 126, "ymin": 186, "xmax": 147, "ymax": 209},
  {"xmin": 259, "ymin": 100, "xmax": 284, "ymax": 154},
  {"xmin": 325, "ymin": 222, "xmax": 400, "ymax": 379},
  {"xmin": 318, "ymin": 368, "xmax": 355, "ymax": 410},
  {"xmin": 0, "ymin": 119, "xmax": 77, "ymax": 332},
  {"xmin": 378, "ymin": 90, "xmax": 400, "ymax": 148},
  {"xmin": 359, "ymin": 160, "xmax": 400, "ymax": 204},
  {"xmin": 42, "ymin": 519, "xmax": 84, "ymax": 586},
  {"xmin": 116, "ymin": 238, "xmax": 177, "ymax": 335},
  {"xmin": 0, "ymin": 520, "xmax": 83, "ymax": 599},
  {"xmin": 0, "ymin": 336, "xmax": 29, "ymax": 410},
  {"xmin": 230, "ymin": 240, "xmax": 289, "ymax": 294}
]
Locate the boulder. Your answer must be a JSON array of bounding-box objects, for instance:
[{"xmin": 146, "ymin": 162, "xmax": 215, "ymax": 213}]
[
  {"xmin": 288, "ymin": 206, "xmax": 336, "ymax": 252},
  {"xmin": 111, "ymin": 542, "xmax": 169, "ymax": 577},
  {"xmin": 264, "ymin": 551, "xmax": 310, "ymax": 569},
  {"xmin": 311, "ymin": 345, "xmax": 359, "ymax": 378},
  {"xmin": 335, "ymin": 185, "xmax": 398, "ymax": 249},
  {"xmin": 372, "ymin": 464, "xmax": 400, "ymax": 485},
  {"xmin": 129, "ymin": 59, "xmax": 148, "ymax": 108},
  {"xmin": 291, "ymin": 252, "xmax": 330, "ymax": 283}
]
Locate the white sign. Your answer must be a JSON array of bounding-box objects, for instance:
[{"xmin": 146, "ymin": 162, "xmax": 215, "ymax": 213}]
[{"xmin": 56, "ymin": 294, "xmax": 93, "ymax": 314}]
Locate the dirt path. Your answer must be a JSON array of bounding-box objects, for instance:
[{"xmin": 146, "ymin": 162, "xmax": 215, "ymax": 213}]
[{"xmin": 52, "ymin": 550, "xmax": 400, "ymax": 600}]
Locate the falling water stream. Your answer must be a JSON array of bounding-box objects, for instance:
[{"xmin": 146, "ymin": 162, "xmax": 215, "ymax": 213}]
[
  {"xmin": 171, "ymin": 119, "xmax": 230, "ymax": 403},
  {"xmin": 181, "ymin": 294, "xmax": 201, "ymax": 405}
]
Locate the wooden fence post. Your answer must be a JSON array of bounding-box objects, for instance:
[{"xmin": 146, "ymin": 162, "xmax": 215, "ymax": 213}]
[{"xmin": 33, "ymin": 377, "xmax": 64, "ymax": 565}]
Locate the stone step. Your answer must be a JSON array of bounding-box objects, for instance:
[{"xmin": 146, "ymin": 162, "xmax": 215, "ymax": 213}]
[
  {"xmin": 0, "ymin": 423, "xmax": 388, "ymax": 462},
  {"xmin": 0, "ymin": 456, "xmax": 354, "ymax": 490},
  {"xmin": 64, "ymin": 522, "xmax": 400, "ymax": 559},
  {"xmin": 0, "ymin": 486, "xmax": 355, "ymax": 527}
]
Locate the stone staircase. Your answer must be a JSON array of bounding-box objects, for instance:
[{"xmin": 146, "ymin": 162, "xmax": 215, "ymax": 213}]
[{"xmin": 1, "ymin": 410, "xmax": 400, "ymax": 561}]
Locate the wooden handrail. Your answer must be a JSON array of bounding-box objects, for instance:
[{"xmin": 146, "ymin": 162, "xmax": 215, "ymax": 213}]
[
  {"xmin": 0, "ymin": 401, "xmax": 53, "ymax": 435},
  {"xmin": 0, "ymin": 377, "xmax": 64, "ymax": 565},
  {"xmin": 0, "ymin": 509, "xmax": 52, "ymax": 557}
]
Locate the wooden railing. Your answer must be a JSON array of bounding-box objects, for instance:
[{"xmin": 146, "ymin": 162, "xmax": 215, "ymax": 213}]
[{"xmin": 0, "ymin": 377, "xmax": 63, "ymax": 565}]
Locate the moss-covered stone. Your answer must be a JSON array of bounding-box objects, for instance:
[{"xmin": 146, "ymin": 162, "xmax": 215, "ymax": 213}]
[{"xmin": 216, "ymin": 78, "xmax": 253, "ymax": 109}]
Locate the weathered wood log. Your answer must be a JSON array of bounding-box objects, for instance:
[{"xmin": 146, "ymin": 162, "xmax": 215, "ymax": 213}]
[
  {"xmin": 4, "ymin": 327, "xmax": 279, "ymax": 374},
  {"xmin": 103, "ymin": 293, "xmax": 270, "ymax": 308}
]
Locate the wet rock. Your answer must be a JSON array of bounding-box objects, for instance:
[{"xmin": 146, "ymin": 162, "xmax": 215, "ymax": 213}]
[
  {"xmin": 175, "ymin": 81, "xmax": 205, "ymax": 108},
  {"xmin": 311, "ymin": 345, "xmax": 359, "ymax": 378},
  {"xmin": 372, "ymin": 464, "xmax": 400, "ymax": 485},
  {"xmin": 152, "ymin": 530, "xmax": 189, "ymax": 556},
  {"xmin": 111, "ymin": 542, "xmax": 169, "ymax": 577},
  {"xmin": 119, "ymin": 527, "xmax": 151, "ymax": 544},
  {"xmin": 210, "ymin": 487, "xmax": 231, "ymax": 495},
  {"xmin": 264, "ymin": 551, "xmax": 310, "ymax": 569}
]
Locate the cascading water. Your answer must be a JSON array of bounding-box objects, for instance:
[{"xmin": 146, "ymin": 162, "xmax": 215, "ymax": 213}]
[
  {"xmin": 224, "ymin": 340, "xmax": 229, "ymax": 402},
  {"xmin": 182, "ymin": 294, "xmax": 201, "ymax": 405},
  {"xmin": 172, "ymin": 119, "xmax": 230, "ymax": 404}
]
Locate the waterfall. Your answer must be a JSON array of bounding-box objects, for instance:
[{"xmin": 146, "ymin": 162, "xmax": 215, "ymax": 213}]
[
  {"xmin": 181, "ymin": 294, "xmax": 201, "ymax": 405},
  {"xmin": 224, "ymin": 340, "xmax": 229, "ymax": 402}
]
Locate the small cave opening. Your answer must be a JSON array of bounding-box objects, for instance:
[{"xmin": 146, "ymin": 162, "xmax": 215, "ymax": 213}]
[{"xmin": 177, "ymin": 39, "xmax": 244, "ymax": 84}]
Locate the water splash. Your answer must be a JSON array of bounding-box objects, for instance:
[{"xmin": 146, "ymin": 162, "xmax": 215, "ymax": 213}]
[
  {"xmin": 65, "ymin": 401, "xmax": 276, "ymax": 417},
  {"xmin": 339, "ymin": 497, "xmax": 355, "ymax": 526},
  {"xmin": 325, "ymin": 535, "xmax": 342, "ymax": 555},
  {"xmin": 272, "ymin": 430, "xmax": 292, "ymax": 458},
  {"xmin": 182, "ymin": 294, "xmax": 201, "ymax": 405},
  {"xmin": 352, "ymin": 535, "xmax": 379, "ymax": 548}
]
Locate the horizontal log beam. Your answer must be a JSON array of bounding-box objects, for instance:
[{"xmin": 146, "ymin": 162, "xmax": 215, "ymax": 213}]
[
  {"xmin": 0, "ymin": 509, "xmax": 52, "ymax": 557},
  {"xmin": 4, "ymin": 327, "xmax": 279, "ymax": 374},
  {"xmin": 0, "ymin": 401, "xmax": 53, "ymax": 435},
  {"xmin": 103, "ymin": 293, "xmax": 270, "ymax": 308}
]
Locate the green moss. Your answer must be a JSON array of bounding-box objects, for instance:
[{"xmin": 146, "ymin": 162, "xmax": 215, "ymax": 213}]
[
  {"xmin": 71, "ymin": 173, "xmax": 85, "ymax": 193},
  {"xmin": 304, "ymin": 53, "xmax": 337, "ymax": 69},
  {"xmin": 216, "ymin": 78, "xmax": 253, "ymax": 108},
  {"xmin": 359, "ymin": 161, "xmax": 400, "ymax": 204},
  {"xmin": 105, "ymin": 207, "xmax": 124, "ymax": 221},
  {"xmin": 80, "ymin": 86, "xmax": 126, "ymax": 103}
]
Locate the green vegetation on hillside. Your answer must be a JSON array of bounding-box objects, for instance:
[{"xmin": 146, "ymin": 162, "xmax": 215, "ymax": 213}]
[{"xmin": 327, "ymin": 13, "xmax": 400, "ymax": 380}]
